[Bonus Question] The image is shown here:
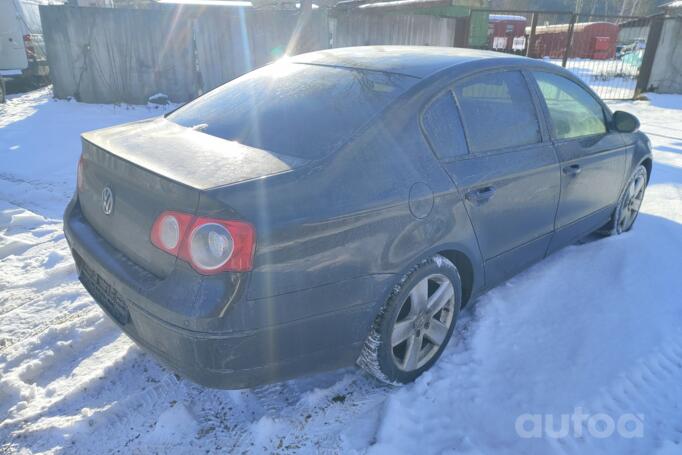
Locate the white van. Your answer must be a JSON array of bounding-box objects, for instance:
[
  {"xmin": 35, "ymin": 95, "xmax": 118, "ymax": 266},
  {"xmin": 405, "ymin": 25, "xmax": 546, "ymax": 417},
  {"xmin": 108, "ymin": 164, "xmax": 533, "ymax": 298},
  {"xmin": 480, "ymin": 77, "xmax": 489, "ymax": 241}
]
[{"xmin": 1, "ymin": 0, "xmax": 53, "ymax": 101}]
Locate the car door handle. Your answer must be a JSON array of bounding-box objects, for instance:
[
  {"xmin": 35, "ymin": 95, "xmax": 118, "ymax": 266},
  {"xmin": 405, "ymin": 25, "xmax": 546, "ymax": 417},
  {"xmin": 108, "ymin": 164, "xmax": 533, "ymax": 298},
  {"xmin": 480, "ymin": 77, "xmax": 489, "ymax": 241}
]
[
  {"xmin": 465, "ymin": 186, "xmax": 496, "ymax": 204},
  {"xmin": 563, "ymin": 164, "xmax": 582, "ymax": 176}
]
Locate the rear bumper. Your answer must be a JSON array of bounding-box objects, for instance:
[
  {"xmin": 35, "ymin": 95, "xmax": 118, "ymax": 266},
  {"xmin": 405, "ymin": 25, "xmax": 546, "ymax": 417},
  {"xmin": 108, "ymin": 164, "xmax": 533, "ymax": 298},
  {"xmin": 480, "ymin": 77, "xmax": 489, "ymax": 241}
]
[{"xmin": 64, "ymin": 196, "xmax": 385, "ymax": 388}]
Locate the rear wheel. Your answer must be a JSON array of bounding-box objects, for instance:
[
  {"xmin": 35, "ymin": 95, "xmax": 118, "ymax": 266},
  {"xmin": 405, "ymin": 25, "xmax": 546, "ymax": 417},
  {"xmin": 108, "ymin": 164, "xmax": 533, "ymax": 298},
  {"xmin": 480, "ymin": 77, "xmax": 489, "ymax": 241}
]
[{"xmin": 358, "ymin": 255, "xmax": 461, "ymax": 384}]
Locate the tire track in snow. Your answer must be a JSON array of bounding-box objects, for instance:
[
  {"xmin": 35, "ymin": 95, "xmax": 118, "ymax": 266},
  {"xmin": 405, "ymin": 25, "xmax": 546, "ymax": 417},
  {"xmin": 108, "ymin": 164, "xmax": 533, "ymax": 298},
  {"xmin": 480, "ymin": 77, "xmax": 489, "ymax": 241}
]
[
  {"xmin": 0, "ymin": 292, "xmax": 40, "ymax": 317},
  {"xmin": 234, "ymin": 315, "xmax": 485, "ymax": 454},
  {"xmin": 251, "ymin": 373, "xmax": 386, "ymax": 448},
  {"xmin": 0, "ymin": 309, "xmax": 112, "ymax": 431},
  {"xmin": 0, "ymin": 174, "xmax": 73, "ymax": 220},
  {"xmin": 0, "ymin": 202, "xmax": 88, "ymax": 357},
  {"xmin": 0, "ymin": 277, "xmax": 89, "ymax": 361},
  {"xmin": 181, "ymin": 370, "xmax": 392, "ymax": 453},
  {"xmin": 553, "ymin": 328, "xmax": 682, "ymax": 455},
  {"xmin": 388, "ymin": 316, "xmax": 485, "ymax": 453},
  {"xmin": 75, "ymin": 368, "xmax": 182, "ymax": 451},
  {"xmin": 0, "ymin": 341, "xmax": 173, "ymax": 452},
  {"xmin": 0, "ymin": 307, "xmax": 95, "ymax": 357},
  {"xmin": 0, "ymin": 283, "xmax": 77, "ymax": 317}
]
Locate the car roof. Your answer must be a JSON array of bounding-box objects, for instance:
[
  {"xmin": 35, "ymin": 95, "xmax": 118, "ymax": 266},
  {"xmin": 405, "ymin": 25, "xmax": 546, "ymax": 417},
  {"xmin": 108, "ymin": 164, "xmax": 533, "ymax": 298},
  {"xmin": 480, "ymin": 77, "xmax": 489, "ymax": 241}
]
[{"xmin": 291, "ymin": 45, "xmax": 526, "ymax": 79}]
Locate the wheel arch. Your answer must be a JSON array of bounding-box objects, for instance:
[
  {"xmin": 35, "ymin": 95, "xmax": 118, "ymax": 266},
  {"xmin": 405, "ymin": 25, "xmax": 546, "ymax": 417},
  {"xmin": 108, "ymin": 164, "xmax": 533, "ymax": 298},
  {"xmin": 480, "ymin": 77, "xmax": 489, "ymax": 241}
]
[
  {"xmin": 376, "ymin": 243, "xmax": 482, "ymax": 317},
  {"xmin": 640, "ymin": 157, "xmax": 652, "ymax": 181},
  {"xmin": 436, "ymin": 249, "xmax": 475, "ymax": 308}
]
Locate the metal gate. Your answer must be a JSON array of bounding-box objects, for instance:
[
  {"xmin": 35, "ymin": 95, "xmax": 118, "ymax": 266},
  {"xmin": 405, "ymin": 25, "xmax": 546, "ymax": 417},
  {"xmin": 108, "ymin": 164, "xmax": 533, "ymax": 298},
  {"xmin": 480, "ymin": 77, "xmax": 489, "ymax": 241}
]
[{"xmin": 464, "ymin": 8, "xmax": 664, "ymax": 100}]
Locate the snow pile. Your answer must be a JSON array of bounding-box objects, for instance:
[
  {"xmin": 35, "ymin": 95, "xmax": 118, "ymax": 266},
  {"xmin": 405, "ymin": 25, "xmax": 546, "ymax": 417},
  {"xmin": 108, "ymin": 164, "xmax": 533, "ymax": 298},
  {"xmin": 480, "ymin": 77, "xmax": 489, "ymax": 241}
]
[
  {"xmin": 148, "ymin": 93, "xmax": 170, "ymax": 106},
  {"xmin": 1, "ymin": 87, "xmax": 682, "ymax": 453},
  {"xmin": 144, "ymin": 404, "xmax": 198, "ymax": 444}
]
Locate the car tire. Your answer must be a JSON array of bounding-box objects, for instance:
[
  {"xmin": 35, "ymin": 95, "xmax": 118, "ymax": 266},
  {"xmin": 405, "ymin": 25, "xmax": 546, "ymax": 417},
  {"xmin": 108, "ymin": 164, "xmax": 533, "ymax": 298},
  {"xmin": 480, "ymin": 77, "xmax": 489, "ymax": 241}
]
[
  {"xmin": 357, "ymin": 255, "xmax": 462, "ymax": 385},
  {"xmin": 599, "ymin": 164, "xmax": 648, "ymax": 236}
]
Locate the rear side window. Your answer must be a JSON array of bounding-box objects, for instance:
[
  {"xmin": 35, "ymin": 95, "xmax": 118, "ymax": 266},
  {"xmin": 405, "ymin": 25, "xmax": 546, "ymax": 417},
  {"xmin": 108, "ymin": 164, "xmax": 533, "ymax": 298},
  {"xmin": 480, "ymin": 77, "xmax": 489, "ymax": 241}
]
[
  {"xmin": 422, "ymin": 92, "xmax": 468, "ymax": 160},
  {"xmin": 453, "ymin": 71, "xmax": 541, "ymax": 154},
  {"xmin": 168, "ymin": 62, "xmax": 417, "ymax": 160},
  {"xmin": 533, "ymin": 72, "xmax": 607, "ymax": 140}
]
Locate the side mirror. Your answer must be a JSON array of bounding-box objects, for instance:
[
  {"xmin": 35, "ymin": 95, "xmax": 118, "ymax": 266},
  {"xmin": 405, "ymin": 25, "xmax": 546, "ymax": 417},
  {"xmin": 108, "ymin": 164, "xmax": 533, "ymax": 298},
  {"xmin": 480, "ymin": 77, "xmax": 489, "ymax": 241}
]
[{"xmin": 612, "ymin": 111, "xmax": 640, "ymax": 133}]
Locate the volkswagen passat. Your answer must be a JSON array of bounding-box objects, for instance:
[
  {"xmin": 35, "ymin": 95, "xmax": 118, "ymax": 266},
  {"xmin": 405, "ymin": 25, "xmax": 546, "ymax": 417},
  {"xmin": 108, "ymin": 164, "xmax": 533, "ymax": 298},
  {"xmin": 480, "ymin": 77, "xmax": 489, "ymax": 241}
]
[{"xmin": 64, "ymin": 46, "xmax": 652, "ymax": 388}]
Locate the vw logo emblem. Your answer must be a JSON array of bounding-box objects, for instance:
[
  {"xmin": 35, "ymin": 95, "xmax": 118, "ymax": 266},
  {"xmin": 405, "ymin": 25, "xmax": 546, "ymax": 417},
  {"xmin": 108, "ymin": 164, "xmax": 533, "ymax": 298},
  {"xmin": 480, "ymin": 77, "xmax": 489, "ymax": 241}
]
[{"xmin": 101, "ymin": 187, "xmax": 114, "ymax": 215}]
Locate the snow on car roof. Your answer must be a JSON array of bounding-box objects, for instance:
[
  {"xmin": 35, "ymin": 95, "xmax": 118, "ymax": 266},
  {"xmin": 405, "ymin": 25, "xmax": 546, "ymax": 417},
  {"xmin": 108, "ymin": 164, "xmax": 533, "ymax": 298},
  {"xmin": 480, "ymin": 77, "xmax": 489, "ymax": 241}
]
[{"xmin": 292, "ymin": 45, "xmax": 522, "ymax": 79}]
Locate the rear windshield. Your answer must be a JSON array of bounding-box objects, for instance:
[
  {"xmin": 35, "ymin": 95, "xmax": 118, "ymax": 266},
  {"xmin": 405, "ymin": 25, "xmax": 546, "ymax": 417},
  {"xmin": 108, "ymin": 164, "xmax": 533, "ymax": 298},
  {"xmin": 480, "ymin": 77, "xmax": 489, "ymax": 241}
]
[{"xmin": 168, "ymin": 61, "xmax": 417, "ymax": 160}]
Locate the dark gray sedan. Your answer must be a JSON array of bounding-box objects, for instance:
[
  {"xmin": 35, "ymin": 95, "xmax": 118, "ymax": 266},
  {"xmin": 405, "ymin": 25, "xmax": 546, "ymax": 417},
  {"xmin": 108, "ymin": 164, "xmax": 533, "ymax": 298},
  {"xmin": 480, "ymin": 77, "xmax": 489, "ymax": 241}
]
[{"xmin": 64, "ymin": 46, "xmax": 652, "ymax": 388}]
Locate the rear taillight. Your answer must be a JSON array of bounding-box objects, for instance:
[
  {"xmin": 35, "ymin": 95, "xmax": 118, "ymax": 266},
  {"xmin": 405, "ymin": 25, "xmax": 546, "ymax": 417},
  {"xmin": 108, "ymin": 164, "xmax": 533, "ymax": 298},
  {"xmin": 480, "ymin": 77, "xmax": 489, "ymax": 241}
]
[
  {"xmin": 77, "ymin": 156, "xmax": 84, "ymax": 193},
  {"xmin": 151, "ymin": 211, "xmax": 255, "ymax": 274},
  {"xmin": 151, "ymin": 211, "xmax": 193, "ymax": 256}
]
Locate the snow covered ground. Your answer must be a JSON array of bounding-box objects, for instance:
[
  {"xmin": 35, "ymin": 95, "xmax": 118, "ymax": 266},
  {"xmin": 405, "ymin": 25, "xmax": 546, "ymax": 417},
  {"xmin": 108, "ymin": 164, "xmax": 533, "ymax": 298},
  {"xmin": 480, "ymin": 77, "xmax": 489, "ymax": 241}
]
[{"xmin": 1, "ymin": 87, "xmax": 682, "ymax": 454}]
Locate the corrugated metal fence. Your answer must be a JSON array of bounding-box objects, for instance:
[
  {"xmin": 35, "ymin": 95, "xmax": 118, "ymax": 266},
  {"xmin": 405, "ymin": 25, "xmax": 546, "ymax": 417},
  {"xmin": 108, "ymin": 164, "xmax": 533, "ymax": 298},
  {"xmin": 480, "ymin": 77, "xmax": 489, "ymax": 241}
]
[
  {"xmin": 40, "ymin": 6, "xmax": 458, "ymax": 104},
  {"xmin": 649, "ymin": 17, "xmax": 682, "ymax": 94},
  {"xmin": 195, "ymin": 9, "xmax": 328, "ymax": 92},
  {"xmin": 41, "ymin": 7, "xmax": 197, "ymax": 104},
  {"xmin": 331, "ymin": 11, "xmax": 457, "ymax": 48},
  {"xmin": 40, "ymin": 6, "xmax": 329, "ymax": 104}
]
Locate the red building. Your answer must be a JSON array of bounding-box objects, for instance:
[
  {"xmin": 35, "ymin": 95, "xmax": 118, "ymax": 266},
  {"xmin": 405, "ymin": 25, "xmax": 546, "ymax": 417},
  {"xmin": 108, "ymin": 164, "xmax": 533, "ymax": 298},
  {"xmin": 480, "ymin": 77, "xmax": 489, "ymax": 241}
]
[
  {"xmin": 529, "ymin": 21, "xmax": 619, "ymax": 59},
  {"xmin": 488, "ymin": 14, "xmax": 528, "ymax": 53}
]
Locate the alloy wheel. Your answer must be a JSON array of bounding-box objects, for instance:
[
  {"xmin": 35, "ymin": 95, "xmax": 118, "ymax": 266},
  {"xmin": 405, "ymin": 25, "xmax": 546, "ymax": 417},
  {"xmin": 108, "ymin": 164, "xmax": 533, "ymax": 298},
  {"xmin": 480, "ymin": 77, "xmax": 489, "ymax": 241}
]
[
  {"xmin": 618, "ymin": 169, "xmax": 647, "ymax": 233},
  {"xmin": 390, "ymin": 273, "xmax": 456, "ymax": 372}
]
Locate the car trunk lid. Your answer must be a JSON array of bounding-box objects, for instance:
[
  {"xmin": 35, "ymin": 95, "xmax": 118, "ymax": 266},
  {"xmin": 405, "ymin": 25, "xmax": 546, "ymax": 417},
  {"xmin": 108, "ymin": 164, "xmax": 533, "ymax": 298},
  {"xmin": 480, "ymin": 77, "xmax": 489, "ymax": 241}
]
[{"xmin": 79, "ymin": 117, "xmax": 303, "ymax": 278}]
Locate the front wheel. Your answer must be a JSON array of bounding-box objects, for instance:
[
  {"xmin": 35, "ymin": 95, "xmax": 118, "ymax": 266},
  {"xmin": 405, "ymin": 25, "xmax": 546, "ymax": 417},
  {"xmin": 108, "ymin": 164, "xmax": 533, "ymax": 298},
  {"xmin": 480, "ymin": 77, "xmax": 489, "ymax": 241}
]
[
  {"xmin": 357, "ymin": 255, "xmax": 462, "ymax": 384},
  {"xmin": 602, "ymin": 164, "xmax": 648, "ymax": 235}
]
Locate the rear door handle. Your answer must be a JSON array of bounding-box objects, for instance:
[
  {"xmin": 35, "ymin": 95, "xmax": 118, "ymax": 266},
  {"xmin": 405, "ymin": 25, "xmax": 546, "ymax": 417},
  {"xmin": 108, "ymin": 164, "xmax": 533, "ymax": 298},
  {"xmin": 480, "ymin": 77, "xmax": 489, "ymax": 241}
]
[
  {"xmin": 563, "ymin": 164, "xmax": 582, "ymax": 176},
  {"xmin": 465, "ymin": 186, "xmax": 496, "ymax": 204}
]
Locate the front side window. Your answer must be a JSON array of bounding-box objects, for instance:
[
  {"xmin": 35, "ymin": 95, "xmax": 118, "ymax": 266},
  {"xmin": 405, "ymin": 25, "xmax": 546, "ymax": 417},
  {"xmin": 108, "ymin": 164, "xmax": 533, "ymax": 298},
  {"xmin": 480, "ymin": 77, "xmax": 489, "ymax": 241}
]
[
  {"xmin": 453, "ymin": 71, "xmax": 541, "ymax": 154},
  {"xmin": 422, "ymin": 91, "xmax": 468, "ymax": 160},
  {"xmin": 533, "ymin": 72, "xmax": 607, "ymax": 140}
]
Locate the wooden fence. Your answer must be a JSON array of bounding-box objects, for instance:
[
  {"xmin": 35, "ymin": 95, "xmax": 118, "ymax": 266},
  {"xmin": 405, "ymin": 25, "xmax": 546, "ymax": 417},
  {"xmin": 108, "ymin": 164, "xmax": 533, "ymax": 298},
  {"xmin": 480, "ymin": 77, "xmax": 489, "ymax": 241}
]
[{"xmin": 40, "ymin": 5, "xmax": 458, "ymax": 104}]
